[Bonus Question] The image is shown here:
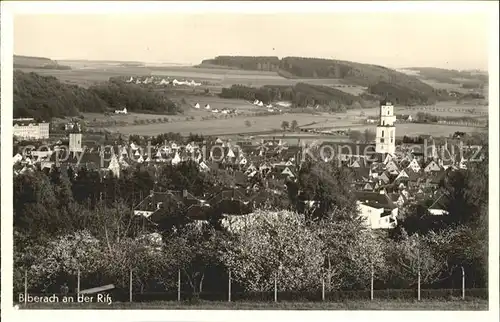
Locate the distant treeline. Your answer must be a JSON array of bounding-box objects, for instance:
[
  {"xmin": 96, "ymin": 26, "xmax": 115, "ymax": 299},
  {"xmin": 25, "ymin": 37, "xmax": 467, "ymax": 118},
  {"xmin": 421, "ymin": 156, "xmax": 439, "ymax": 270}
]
[
  {"xmin": 219, "ymin": 83, "xmax": 366, "ymax": 111},
  {"xmin": 13, "ymin": 71, "xmax": 181, "ymax": 120},
  {"xmin": 408, "ymin": 67, "xmax": 489, "ymax": 84},
  {"xmin": 413, "ymin": 112, "xmax": 484, "ymax": 124}
]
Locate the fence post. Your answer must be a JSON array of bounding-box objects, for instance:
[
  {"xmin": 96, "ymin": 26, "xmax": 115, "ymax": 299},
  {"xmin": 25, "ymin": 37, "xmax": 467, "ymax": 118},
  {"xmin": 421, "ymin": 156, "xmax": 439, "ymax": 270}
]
[
  {"xmin": 24, "ymin": 269, "xmax": 28, "ymax": 306},
  {"xmin": 274, "ymin": 272, "xmax": 278, "ymax": 303},
  {"xmin": 321, "ymin": 275, "xmax": 325, "ymax": 301},
  {"xmin": 417, "ymin": 237, "xmax": 421, "ymax": 301},
  {"xmin": 370, "ymin": 263, "xmax": 374, "ymax": 301},
  {"xmin": 129, "ymin": 268, "xmax": 133, "ymax": 302},
  {"xmin": 461, "ymin": 266, "xmax": 465, "ymax": 300},
  {"xmin": 228, "ymin": 270, "xmax": 232, "ymax": 302},
  {"xmin": 177, "ymin": 269, "xmax": 181, "ymax": 302},
  {"xmin": 417, "ymin": 269, "xmax": 421, "ymax": 301},
  {"xmin": 77, "ymin": 267, "xmax": 81, "ymax": 297}
]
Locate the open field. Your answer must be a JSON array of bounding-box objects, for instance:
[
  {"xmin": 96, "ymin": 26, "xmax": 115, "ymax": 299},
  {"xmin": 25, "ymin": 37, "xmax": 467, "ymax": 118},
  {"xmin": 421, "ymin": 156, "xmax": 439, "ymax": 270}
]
[
  {"xmin": 20, "ymin": 299, "xmax": 488, "ymax": 310},
  {"xmin": 329, "ymin": 123, "xmax": 486, "ymax": 137},
  {"xmin": 105, "ymin": 113, "xmax": 332, "ymax": 136},
  {"xmin": 99, "ymin": 98, "xmax": 488, "ymax": 138},
  {"xmin": 17, "ymin": 67, "xmax": 152, "ymax": 88},
  {"xmin": 16, "ymin": 65, "xmax": 364, "ymax": 92},
  {"xmin": 104, "ymin": 108, "xmax": 486, "ymax": 138}
]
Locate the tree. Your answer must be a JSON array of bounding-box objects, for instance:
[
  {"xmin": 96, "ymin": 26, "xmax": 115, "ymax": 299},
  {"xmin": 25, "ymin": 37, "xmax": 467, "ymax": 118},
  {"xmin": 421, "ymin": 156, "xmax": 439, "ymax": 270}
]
[
  {"xmin": 164, "ymin": 223, "xmax": 225, "ymax": 297},
  {"xmin": 385, "ymin": 230, "xmax": 448, "ymax": 288},
  {"xmin": 363, "ymin": 129, "xmax": 376, "ymax": 143},
  {"xmin": 312, "ymin": 211, "xmax": 387, "ymax": 290},
  {"xmin": 348, "ymin": 130, "xmax": 363, "ymax": 143},
  {"xmin": 291, "ymin": 120, "xmax": 299, "ymax": 131},
  {"xmin": 220, "ymin": 210, "xmax": 324, "ymax": 292},
  {"xmin": 287, "ymin": 161, "xmax": 357, "ymax": 219},
  {"xmin": 244, "ymin": 120, "xmax": 252, "ymax": 127},
  {"xmin": 14, "ymin": 230, "xmax": 103, "ymax": 293},
  {"xmin": 281, "ymin": 121, "xmax": 290, "ymax": 131}
]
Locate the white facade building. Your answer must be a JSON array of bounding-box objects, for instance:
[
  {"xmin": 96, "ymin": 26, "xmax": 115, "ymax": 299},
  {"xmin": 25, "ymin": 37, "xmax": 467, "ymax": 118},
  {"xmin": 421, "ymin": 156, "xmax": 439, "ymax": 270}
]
[
  {"xmin": 69, "ymin": 133, "xmax": 83, "ymax": 153},
  {"xmin": 375, "ymin": 101, "xmax": 396, "ymax": 155},
  {"xmin": 13, "ymin": 118, "xmax": 50, "ymax": 140}
]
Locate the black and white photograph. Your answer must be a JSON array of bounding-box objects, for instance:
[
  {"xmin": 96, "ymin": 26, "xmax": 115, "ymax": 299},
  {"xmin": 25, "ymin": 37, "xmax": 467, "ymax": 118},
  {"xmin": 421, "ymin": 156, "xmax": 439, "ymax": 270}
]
[{"xmin": 1, "ymin": 1, "xmax": 498, "ymax": 321}]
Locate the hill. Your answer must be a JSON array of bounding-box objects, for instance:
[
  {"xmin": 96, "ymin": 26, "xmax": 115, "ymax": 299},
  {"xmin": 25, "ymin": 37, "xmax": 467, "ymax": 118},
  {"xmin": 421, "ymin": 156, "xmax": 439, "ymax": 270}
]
[
  {"xmin": 88, "ymin": 79, "xmax": 181, "ymax": 115},
  {"xmin": 14, "ymin": 55, "xmax": 71, "ymax": 70},
  {"xmin": 406, "ymin": 67, "xmax": 488, "ymax": 84},
  {"xmin": 14, "ymin": 70, "xmax": 107, "ymax": 120},
  {"xmin": 367, "ymin": 81, "xmax": 442, "ymax": 106},
  {"xmin": 200, "ymin": 56, "xmax": 442, "ymax": 104},
  {"xmin": 13, "ymin": 71, "xmax": 181, "ymax": 120}
]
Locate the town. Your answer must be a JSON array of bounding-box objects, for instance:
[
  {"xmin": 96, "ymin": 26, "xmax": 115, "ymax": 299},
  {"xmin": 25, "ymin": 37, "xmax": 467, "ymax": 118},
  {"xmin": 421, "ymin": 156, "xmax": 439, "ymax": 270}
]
[
  {"xmin": 13, "ymin": 100, "xmax": 485, "ymax": 231},
  {"xmin": 10, "ymin": 6, "xmax": 492, "ymax": 311}
]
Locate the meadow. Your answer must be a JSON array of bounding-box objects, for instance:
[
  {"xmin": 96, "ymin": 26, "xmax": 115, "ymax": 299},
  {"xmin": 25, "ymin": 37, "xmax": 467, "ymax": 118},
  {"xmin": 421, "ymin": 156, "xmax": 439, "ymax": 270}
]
[
  {"xmin": 20, "ymin": 298, "xmax": 488, "ymax": 310},
  {"xmin": 17, "ymin": 65, "xmax": 366, "ymax": 93},
  {"xmin": 104, "ymin": 113, "xmax": 335, "ymax": 136}
]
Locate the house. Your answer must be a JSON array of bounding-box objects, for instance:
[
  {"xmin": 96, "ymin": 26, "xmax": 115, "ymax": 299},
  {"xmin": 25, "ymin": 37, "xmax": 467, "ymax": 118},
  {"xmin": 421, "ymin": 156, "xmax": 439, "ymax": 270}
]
[
  {"xmin": 171, "ymin": 152, "xmax": 181, "ymax": 165},
  {"xmin": 424, "ymin": 160, "xmax": 441, "ymax": 173},
  {"xmin": 199, "ymin": 161, "xmax": 210, "ymax": 172},
  {"xmin": 385, "ymin": 160, "xmax": 400, "ymax": 175},
  {"xmin": 114, "ymin": 107, "xmax": 128, "ymax": 114},
  {"xmin": 406, "ymin": 158, "xmax": 421, "ymax": 173},
  {"xmin": 394, "ymin": 169, "xmax": 409, "ymax": 183},
  {"xmin": 280, "ymin": 167, "xmax": 295, "ymax": 179},
  {"xmin": 428, "ymin": 209, "xmax": 449, "ymax": 216},
  {"xmin": 355, "ymin": 191, "xmax": 398, "ymax": 229},
  {"xmin": 13, "ymin": 118, "xmax": 50, "ymax": 140},
  {"xmin": 13, "ymin": 153, "xmax": 23, "ymax": 164},
  {"xmin": 107, "ymin": 154, "xmax": 121, "ymax": 178}
]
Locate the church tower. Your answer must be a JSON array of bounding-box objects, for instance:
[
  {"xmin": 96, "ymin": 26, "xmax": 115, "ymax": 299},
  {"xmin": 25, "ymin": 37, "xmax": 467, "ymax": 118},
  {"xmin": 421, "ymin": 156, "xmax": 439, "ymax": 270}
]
[{"xmin": 375, "ymin": 100, "xmax": 396, "ymax": 155}]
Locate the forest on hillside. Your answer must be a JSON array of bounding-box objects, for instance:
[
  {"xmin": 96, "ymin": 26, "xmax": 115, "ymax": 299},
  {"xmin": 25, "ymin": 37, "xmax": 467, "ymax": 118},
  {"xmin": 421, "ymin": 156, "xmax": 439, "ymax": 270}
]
[
  {"xmin": 88, "ymin": 79, "xmax": 181, "ymax": 115},
  {"xmin": 13, "ymin": 70, "xmax": 107, "ymax": 120},
  {"xmin": 367, "ymin": 81, "xmax": 440, "ymax": 106},
  {"xmin": 201, "ymin": 56, "xmax": 441, "ymax": 100},
  {"xmin": 13, "ymin": 71, "xmax": 181, "ymax": 120}
]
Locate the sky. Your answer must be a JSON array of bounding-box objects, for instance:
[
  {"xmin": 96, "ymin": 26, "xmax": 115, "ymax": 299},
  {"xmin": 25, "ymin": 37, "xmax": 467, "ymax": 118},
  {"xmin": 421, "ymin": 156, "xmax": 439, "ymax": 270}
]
[{"xmin": 13, "ymin": 12, "xmax": 491, "ymax": 70}]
